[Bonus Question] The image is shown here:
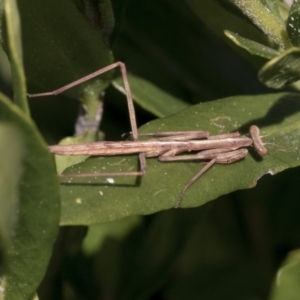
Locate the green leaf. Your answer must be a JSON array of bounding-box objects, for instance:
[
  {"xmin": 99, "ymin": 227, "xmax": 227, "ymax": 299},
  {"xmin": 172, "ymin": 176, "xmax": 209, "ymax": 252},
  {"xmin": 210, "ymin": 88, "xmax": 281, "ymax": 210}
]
[
  {"xmin": 96, "ymin": 0, "xmax": 115, "ymax": 40},
  {"xmin": 232, "ymin": 0, "xmax": 292, "ymax": 49},
  {"xmin": 31, "ymin": 294, "xmax": 39, "ymax": 300},
  {"xmin": 224, "ymin": 30, "xmax": 280, "ymax": 59},
  {"xmin": 262, "ymin": 0, "xmax": 285, "ymax": 24},
  {"xmin": 0, "ymin": 124, "xmax": 24, "ymax": 253},
  {"xmin": 82, "ymin": 216, "xmax": 141, "ymax": 255},
  {"xmin": 258, "ymin": 47, "xmax": 300, "ymax": 88},
  {"xmin": 184, "ymin": 0, "xmax": 261, "ymax": 40},
  {"xmin": 113, "ymin": 74, "xmax": 189, "ymax": 118},
  {"xmin": 59, "ymin": 92, "xmax": 300, "ymax": 225},
  {"xmin": 269, "ymin": 249, "xmax": 300, "ymax": 300},
  {"xmin": 2, "ymin": 0, "xmax": 29, "ymax": 115},
  {"xmin": 277, "ymin": 0, "xmax": 291, "ymax": 21},
  {"xmin": 55, "ymin": 130, "xmax": 104, "ymax": 174},
  {"xmin": 287, "ymin": 0, "xmax": 300, "ymax": 47},
  {"xmin": 18, "ymin": 0, "xmax": 113, "ymax": 96},
  {"xmin": 0, "ymin": 95, "xmax": 60, "ymax": 300},
  {"xmin": 184, "ymin": 0, "xmax": 278, "ymax": 70},
  {"xmin": 16, "ymin": 0, "xmax": 114, "ymax": 121}
]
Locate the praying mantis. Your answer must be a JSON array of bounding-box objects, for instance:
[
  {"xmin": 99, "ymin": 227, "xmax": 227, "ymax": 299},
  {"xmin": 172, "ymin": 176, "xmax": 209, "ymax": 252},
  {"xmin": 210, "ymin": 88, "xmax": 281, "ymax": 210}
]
[{"xmin": 28, "ymin": 62, "xmax": 267, "ymax": 208}]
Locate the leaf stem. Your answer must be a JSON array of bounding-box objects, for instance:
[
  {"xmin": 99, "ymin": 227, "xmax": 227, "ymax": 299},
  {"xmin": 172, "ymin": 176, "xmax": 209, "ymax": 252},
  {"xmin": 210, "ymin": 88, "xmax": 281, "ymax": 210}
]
[{"xmin": 4, "ymin": 0, "xmax": 30, "ymax": 116}]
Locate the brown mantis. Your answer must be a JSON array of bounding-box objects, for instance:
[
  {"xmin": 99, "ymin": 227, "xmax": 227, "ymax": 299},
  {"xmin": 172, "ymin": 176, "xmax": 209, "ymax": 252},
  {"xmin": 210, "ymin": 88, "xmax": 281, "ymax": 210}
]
[{"xmin": 28, "ymin": 62, "xmax": 267, "ymax": 208}]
